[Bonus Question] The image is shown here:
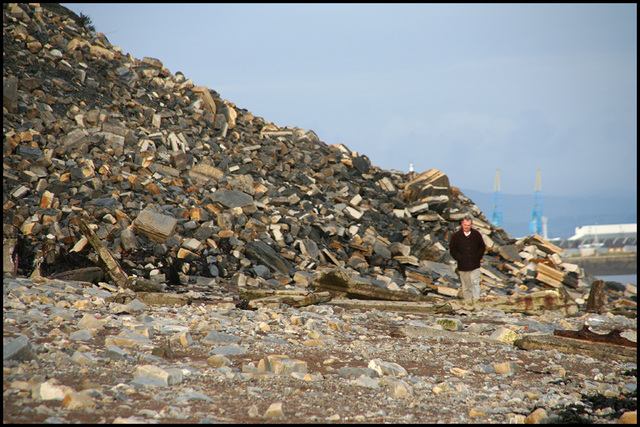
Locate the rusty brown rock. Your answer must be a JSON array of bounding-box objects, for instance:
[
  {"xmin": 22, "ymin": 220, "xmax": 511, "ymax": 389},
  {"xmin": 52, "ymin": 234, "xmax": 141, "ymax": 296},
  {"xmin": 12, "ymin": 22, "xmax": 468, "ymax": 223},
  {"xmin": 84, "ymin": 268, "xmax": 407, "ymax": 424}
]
[{"xmin": 585, "ymin": 280, "xmax": 607, "ymax": 313}]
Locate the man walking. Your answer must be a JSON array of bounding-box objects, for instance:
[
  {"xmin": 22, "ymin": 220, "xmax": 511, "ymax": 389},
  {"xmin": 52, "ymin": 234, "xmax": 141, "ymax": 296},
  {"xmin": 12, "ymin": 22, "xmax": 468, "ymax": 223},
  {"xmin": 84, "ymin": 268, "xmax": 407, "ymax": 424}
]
[{"xmin": 449, "ymin": 215, "xmax": 486, "ymax": 300}]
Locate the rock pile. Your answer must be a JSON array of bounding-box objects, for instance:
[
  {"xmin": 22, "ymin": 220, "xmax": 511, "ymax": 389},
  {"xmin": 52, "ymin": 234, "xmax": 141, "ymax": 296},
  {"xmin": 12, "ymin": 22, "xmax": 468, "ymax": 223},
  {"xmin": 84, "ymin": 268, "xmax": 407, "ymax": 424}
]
[
  {"xmin": 4, "ymin": 4, "xmax": 635, "ymax": 311},
  {"xmin": 3, "ymin": 3, "xmax": 637, "ymax": 424}
]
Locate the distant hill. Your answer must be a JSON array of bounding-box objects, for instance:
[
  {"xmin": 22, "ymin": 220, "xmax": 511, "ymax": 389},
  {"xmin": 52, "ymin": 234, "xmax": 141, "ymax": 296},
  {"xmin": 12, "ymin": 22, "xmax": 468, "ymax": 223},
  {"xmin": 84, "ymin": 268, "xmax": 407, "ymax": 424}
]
[{"xmin": 461, "ymin": 189, "xmax": 637, "ymax": 239}]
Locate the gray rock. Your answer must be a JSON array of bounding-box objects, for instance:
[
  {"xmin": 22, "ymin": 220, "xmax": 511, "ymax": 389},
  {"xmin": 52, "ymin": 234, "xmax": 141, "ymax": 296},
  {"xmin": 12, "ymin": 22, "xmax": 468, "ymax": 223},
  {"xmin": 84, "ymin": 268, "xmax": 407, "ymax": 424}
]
[
  {"xmin": 245, "ymin": 240, "xmax": 293, "ymax": 276},
  {"xmin": 173, "ymin": 391, "xmax": 213, "ymax": 403},
  {"xmin": 134, "ymin": 364, "xmax": 183, "ymax": 386},
  {"xmin": 105, "ymin": 345, "xmax": 133, "ymax": 362},
  {"xmin": 209, "ymin": 188, "xmax": 254, "ymax": 209},
  {"xmin": 120, "ymin": 228, "xmax": 139, "ymax": 251},
  {"xmin": 252, "ymin": 264, "xmax": 270, "ymax": 278},
  {"xmin": 3, "ymin": 76, "xmax": 19, "ymax": 112},
  {"xmin": 209, "ymin": 345, "xmax": 247, "ymax": 356},
  {"xmin": 69, "ymin": 329, "xmax": 93, "ymax": 341},
  {"xmin": 201, "ymin": 332, "xmax": 242, "ymax": 345},
  {"xmin": 3, "ymin": 334, "xmax": 37, "ymax": 361},
  {"xmin": 338, "ymin": 366, "xmax": 379, "ymax": 379}
]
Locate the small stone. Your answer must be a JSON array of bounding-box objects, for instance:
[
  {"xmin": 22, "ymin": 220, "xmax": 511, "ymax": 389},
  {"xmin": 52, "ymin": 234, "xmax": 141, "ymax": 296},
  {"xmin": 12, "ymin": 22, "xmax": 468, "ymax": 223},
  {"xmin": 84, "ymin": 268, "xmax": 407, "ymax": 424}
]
[
  {"xmin": 248, "ymin": 405, "xmax": 260, "ymax": 418},
  {"xmin": 469, "ymin": 408, "xmax": 486, "ymax": 418},
  {"xmin": 263, "ymin": 402, "xmax": 285, "ymax": 419},
  {"xmin": 62, "ymin": 390, "xmax": 95, "ymax": 410},
  {"xmin": 617, "ymin": 411, "xmax": 637, "ymax": 424},
  {"xmin": 32, "ymin": 380, "xmax": 73, "ymax": 401},
  {"xmin": 71, "ymin": 351, "xmax": 98, "ymax": 365},
  {"xmin": 69, "ymin": 329, "xmax": 93, "ymax": 341},
  {"xmin": 134, "ymin": 364, "xmax": 183, "ymax": 386},
  {"xmin": 436, "ymin": 318, "xmax": 464, "ymax": 330},
  {"xmin": 490, "ymin": 327, "xmax": 520, "ymax": 344},
  {"xmin": 134, "ymin": 207, "xmax": 178, "ymax": 243},
  {"xmin": 368, "ymin": 359, "xmax": 407, "ymax": 377},
  {"xmin": 525, "ymin": 407, "xmax": 547, "ymax": 424},
  {"xmin": 258, "ymin": 355, "xmax": 307, "ymax": 375},
  {"xmin": 169, "ymin": 331, "xmax": 193, "ymax": 347},
  {"xmin": 450, "ymin": 367, "xmax": 469, "ymax": 377},
  {"xmin": 76, "ymin": 313, "xmax": 104, "ymax": 331},
  {"xmin": 106, "ymin": 345, "xmax": 130, "ymax": 361},
  {"xmin": 202, "ymin": 332, "xmax": 242, "ymax": 346},
  {"xmin": 206, "ymin": 354, "xmax": 231, "ymax": 368},
  {"xmin": 3, "ymin": 334, "xmax": 37, "ymax": 361},
  {"xmin": 386, "ymin": 379, "xmax": 412, "ymax": 398},
  {"xmin": 493, "ymin": 361, "xmax": 520, "ymax": 374},
  {"xmin": 120, "ymin": 228, "xmax": 138, "ymax": 251}
]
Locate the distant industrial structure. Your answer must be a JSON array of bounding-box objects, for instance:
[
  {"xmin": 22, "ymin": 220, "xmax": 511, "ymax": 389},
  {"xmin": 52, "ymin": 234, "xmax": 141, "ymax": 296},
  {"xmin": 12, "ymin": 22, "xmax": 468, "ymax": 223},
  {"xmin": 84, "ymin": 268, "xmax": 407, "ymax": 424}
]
[
  {"xmin": 529, "ymin": 169, "xmax": 546, "ymax": 238},
  {"xmin": 552, "ymin": 223, "xmax": 637, "ymax": 256},
  {"xmin": 490, "ymin": 169, "xmax": 502, "ymax": 227}
]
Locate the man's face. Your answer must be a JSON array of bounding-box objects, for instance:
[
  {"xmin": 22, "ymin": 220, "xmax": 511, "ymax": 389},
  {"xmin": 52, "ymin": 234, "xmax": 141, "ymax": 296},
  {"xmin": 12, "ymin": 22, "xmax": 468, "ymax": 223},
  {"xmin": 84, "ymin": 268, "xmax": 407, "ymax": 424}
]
[{"xmin": 461, "ymin": 219, "xmax": 472, "ymax": 233}]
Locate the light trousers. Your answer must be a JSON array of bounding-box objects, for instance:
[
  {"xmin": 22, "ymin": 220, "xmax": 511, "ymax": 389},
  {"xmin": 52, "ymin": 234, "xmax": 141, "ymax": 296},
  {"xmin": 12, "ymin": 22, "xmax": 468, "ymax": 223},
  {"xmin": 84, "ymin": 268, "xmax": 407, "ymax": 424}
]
[{"xmin": 458, "ymin": 268, "xmax": 481, "ymax": 299}]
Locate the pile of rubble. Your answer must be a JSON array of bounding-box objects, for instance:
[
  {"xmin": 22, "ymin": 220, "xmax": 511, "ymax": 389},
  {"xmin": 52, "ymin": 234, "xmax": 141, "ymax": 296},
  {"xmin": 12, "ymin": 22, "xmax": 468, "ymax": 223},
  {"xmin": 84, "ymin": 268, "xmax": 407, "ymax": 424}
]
[
  {"xmin": 3, "ymin": 3, "xmax": 636, "ymax": 314},
  {"xmin": 3, "ymin": 4, "xmax": 637, "ymax": 425}
]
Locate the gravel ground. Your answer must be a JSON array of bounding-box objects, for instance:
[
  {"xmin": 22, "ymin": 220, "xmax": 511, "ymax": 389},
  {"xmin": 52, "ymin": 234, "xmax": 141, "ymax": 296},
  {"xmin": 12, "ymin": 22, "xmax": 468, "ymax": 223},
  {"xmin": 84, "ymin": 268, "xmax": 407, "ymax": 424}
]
[{"xmin": 3, "ymin": 276, "xmax": 637, "ymax": 424}]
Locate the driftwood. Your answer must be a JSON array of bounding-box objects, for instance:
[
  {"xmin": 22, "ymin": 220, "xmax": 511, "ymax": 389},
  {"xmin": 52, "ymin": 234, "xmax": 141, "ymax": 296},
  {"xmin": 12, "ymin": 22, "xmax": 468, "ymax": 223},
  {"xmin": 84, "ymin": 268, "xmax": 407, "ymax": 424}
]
[
  {"xmin": 74, "ymin": 218, "xmax": 129, "ymax": 288},
  {"xmin": 311, "ymin": 268, "xmax": 445, "ymax": 303},
  {"xmin": 514, "ymin": 334, "xmax": 637, "ymax": 362},
  {"xmin": 453, "ymin": 289, "xmax": 579, "ymax": 316},
  {"xmin": 554, "ymin": 324, "xmax": 636, "ymax": 348},
  {"xmin": 239, "ymin": 287, "xmax": 332, "ymax": 308},
  {"xmin": 327, "ymin": 299, "xmax": 453, "ymax": 315}
]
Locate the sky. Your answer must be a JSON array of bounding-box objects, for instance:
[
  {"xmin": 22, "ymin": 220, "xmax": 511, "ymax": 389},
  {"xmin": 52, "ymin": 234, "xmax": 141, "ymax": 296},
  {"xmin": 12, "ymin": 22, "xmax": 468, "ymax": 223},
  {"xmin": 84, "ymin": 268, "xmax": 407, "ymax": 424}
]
[{"xmin": 63, "ymin": 3, "xmax": 637, "ymax": 200}]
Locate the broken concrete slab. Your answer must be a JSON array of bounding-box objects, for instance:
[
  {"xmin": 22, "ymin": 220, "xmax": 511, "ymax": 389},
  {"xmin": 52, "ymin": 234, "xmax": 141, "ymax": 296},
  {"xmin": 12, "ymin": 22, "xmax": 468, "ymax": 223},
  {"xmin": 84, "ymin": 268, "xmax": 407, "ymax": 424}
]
[
  {"xmin": 452, "ymin": 289, "xmax": 579, "ymax": 317},
  {"xmin": 133, "ymin": 207, "xmax": 178, "ymax": 243}
]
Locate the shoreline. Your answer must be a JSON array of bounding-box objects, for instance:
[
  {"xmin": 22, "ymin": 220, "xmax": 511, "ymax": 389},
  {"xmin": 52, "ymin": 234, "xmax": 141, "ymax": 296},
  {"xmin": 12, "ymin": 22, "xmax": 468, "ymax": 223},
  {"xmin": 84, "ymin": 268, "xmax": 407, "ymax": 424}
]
[{"xmin": 564, "ymin": 252, "xmax": 637, "ymax": 276}]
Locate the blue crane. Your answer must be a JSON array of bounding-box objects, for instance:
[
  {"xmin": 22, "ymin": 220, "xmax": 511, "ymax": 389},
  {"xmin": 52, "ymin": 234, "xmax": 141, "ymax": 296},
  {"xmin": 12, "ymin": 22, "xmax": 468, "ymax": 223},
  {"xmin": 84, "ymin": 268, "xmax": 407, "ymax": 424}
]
[
  {"xmin": 491, "ymin": 169, "xmax": 502, "ymax": 227},
  {"xmin": 529, "ymin": 169, "xmax": 543, "ymax": 236}
]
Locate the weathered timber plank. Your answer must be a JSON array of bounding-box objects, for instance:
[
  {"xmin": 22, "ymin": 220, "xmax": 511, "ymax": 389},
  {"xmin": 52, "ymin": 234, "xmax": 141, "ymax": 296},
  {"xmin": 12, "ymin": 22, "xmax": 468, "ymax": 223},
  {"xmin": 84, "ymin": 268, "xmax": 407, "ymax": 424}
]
[
  {"xmin": 311, "ymin": 268, "xmax": 442, "ymax": 302},
  {"xmin": 327, "ymin": 299, "xmax": 453, "ymax": 315},
  {"xmin": 514, "ymin": 334, "xmax": 636, "ymax": 362},
  {"xmin": 75, "ymin": 218, "xmax": 129, "ymax": 288},
  {"xmin": 316, "ymin": 281, "xmax": 440, "ymax": 302},
  {"xmin": 536, "ymin": 262, "xmax": 565, "ymax": 282},
  {"xmin": 452, "ymin": 289, "xmax": 579, "ymax": 316},
  {"xmin": 248, "ymin": 292, "xmax": 332, "ymax": 308},
  {"xmin": 239, "ymin": 287, "xmax": 320, "ymax": 300},
  {"xmin": 527, "ymin": 235, "xmax": 563, "ymax": 255}
]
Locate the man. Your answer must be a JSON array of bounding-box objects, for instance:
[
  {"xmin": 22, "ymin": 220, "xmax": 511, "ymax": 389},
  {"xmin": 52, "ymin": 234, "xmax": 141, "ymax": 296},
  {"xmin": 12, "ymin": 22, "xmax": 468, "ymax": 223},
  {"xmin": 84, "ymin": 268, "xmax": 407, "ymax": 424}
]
[{"xmin": 449, "ymin": 215, "xmax": 486, "ymax": 300}]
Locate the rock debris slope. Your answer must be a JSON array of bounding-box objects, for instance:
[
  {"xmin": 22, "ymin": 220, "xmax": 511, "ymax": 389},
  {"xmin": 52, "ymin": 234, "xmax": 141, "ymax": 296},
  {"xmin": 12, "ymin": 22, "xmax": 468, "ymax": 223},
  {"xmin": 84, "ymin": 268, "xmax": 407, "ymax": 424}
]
[{"xmin": 3, "ymin": 3, "xmax": 637, "ymax": 424}]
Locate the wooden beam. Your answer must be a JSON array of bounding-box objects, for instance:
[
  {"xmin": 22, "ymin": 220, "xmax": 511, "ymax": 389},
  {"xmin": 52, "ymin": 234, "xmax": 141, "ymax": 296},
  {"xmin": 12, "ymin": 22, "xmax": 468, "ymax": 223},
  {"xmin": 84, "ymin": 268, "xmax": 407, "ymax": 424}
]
[
  {"xmin": 453, "ymin": 289, "xmax": 578, "ymax": 316},
  {"xmin": 327, "ymin": 299, "xmax": 453, "ymax": 315},
  {"xmin": 311, "ymin": 269, "xmax": 444, "ymax": 303},
  {"xmin": 74, "ymin": 218, "xmax": 129, "ymax": 288},
  {"xmin": 238, "ymin": 288, "xmax": 333, "ymax": 308},
  {"xmin": 514, "ymin": 334, "xmax": 636, "ymax": 362}
]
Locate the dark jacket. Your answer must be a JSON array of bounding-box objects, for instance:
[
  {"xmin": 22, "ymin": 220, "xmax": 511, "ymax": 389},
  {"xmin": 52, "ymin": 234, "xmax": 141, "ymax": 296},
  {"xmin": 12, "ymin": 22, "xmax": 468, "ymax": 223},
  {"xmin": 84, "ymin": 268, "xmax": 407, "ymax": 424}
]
[{"xmin": 449, "ymin": 228, "xmax": 486, "ymax": 271}]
